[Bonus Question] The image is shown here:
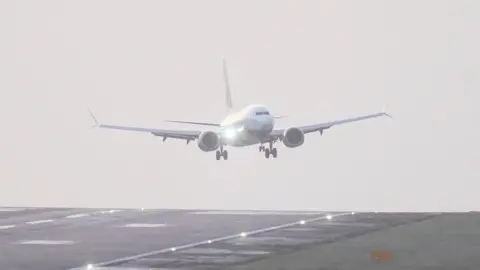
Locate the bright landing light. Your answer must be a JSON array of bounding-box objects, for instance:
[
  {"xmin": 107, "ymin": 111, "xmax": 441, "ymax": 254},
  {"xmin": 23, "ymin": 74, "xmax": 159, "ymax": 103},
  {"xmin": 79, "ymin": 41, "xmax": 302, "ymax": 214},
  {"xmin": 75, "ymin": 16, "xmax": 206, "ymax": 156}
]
[
  {"xmin": 326, "ymin": 215, "xmax": 333, "ymax": 220},
  {"xmin": 224, "ymin": 129, "xmax": 236, "ymax": 139},
  {"xmin": 299, "ymin": 220, "xmax": 306, "ymax": 225},
  {"xmin": 86, "ymin": 264, "xmax": 93, "ymax": 269},
  {"xmin": 224, "ymin": 126, "xmax": 244, "ymax": 139}
]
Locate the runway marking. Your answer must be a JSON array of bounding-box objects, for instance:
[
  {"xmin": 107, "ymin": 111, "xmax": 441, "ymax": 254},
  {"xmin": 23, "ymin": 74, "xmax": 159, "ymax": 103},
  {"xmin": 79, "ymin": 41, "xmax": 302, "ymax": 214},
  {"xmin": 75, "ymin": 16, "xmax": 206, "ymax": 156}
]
[
  {"xmin": 26, "ymin": 219, "xmax": 53, "ymax": 225},
  {"xmin": 313, "ymin": 221, "xmax": 376, "ymax": 227},
  {"xmin": 97, "ymin": 209, "xmax": 123, "ymax": 214},
  {"xmin": 0, "ymin": 208, "xmax": 25, "ymax": 212},
  {"xmin": 16, "ymin": 240, "xmax": 75, "ymax": 245},
  {"xmin": 190, "ymin": 210, "xmax": 324, "ymax": 215},
  {"xmin": 122, "ymin": 223, "xmax": 167, "ymax": 228},
  {"xmin": 0, "ymin": 225, "xmax": 16, "ymax": 229},
  {"xmin": 78, "ymin": 212, "xmax": 352, "ymax": 269},
  {"xmin": 65, "ymin": 213, "xmax": 90, "ymax": 219}
]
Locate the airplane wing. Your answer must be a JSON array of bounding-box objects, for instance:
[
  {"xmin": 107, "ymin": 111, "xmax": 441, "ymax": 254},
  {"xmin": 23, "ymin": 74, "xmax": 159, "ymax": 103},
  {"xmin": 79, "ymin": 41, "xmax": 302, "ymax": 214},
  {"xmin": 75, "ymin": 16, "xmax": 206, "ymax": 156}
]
[
  {"xmin": 88, "ymin": 109, "xmax": 202, "ymax": 141},
  {"xmin": 270, "ymin": 111, "xmax": 391, "ymax": 138},
  {"xmin": 164, "ymin": 120, "xmax": 220, "ymax": 127}
]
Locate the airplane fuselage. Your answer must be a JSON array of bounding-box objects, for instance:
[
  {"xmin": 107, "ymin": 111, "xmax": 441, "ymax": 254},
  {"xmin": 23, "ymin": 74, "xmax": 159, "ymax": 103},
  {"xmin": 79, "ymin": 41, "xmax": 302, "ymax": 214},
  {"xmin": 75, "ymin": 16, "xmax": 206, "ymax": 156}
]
[{"xmin": 218, "ymin": 104, "xmax": 274, "ymax": 147}]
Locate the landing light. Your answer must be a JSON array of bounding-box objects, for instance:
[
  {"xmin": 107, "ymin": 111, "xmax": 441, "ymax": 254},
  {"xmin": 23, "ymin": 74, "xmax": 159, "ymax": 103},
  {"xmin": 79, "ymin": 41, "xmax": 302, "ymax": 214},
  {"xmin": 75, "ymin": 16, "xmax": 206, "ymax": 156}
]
[
  {"xmin": 224, "ymin": 129, "xmax": 236, "ymax": 139},
  {"xmin": 299, "ymin": 220, "xmax": 306, "ymax": 225},
  {"xmin": 240, "ymin": 232, "xmax": 247, "ymax": 237},
  {"xmin": 224, "ymin": 126, "xmax": 244, "ymax": 139},
  {"xmin": 171, "ymin": 247, "xmax": 177, "ymax": 251},
  {"xmin": 86, "ymin": 264, "xmax": 93, "ymax": 269},
  {"xmin": 326, "ymin": 215, "xmax": 333, "ymax": 220}
]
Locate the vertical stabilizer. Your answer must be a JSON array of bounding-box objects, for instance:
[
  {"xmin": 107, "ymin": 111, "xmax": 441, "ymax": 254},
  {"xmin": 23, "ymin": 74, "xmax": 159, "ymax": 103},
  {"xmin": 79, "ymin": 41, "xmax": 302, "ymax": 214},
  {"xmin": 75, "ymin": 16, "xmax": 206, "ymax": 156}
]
[{"xmin": 222, "ymin": 58, "xmax": 233, "ymax": 111}]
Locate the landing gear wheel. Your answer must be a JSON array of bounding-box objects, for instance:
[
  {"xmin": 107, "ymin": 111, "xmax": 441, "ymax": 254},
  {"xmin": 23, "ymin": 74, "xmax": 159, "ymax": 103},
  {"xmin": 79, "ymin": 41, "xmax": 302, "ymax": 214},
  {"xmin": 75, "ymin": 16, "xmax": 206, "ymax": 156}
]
[
  {"xmin": 222, "ymin": 150, "xmax": 228, "ymax": 160},
  {"xmin": 271, "ymin": 148, "xmax": 277, "ymax": 158},
  {"xmin": 259, "ymin": 146, "xmax": 264, "ymax": 152},
  {"xmin": 215, "ymin": 150, "xmax": 221, "ymax": 160},
  {"xmin": 265, "ymin": 148, "xmax": 270, "ymax": 159}
]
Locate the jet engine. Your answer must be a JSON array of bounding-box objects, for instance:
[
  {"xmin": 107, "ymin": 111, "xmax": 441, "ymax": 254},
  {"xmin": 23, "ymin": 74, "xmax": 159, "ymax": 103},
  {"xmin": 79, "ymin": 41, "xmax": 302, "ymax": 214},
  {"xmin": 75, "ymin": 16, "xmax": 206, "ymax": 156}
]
[
  {"xmin": 282, "ymin": 127, "xmax": 305, "ymax": 148},
  {"xmin": 197, "ymin": 131, "xmax": 220, "ymax": 152}
]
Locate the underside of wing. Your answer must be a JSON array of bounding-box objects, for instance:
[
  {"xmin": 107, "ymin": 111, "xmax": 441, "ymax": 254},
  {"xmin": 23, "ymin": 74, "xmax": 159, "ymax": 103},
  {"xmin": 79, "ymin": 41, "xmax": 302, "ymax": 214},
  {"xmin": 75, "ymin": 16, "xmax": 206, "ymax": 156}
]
[
  {"xmin": 88, "ymin": 109, "xmax": 203, "ymax": 141},
  {"xmin": 270, "ymin": 111, "xmax": 391, "ymax": 138},
  {"xmin": 97, "ymin": 124, "xmax": 202, "ymax": 140},
  {"xmin": 164, "ymin": 120, "xmax": 220, "ymax": 127}
]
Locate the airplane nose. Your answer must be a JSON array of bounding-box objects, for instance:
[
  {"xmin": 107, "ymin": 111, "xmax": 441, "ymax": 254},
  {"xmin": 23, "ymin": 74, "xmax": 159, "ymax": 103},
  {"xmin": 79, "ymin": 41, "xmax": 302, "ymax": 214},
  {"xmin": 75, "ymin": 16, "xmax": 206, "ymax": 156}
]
[
  {"xmin": 244, "ymin": 118, "xmax": 261, "ymax": 130},
  {"xmin": 263, "ymin": 122, "xmax": 273, "ymax": 131},
  {"xmin": 245, "ymin": 118, "xmax": 273, "ymax": 131}
]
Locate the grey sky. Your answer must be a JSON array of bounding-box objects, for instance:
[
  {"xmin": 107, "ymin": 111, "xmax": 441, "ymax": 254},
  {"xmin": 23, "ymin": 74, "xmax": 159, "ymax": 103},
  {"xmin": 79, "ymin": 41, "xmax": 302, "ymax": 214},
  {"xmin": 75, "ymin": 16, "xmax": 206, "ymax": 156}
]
[{"xmin": 1, "ymin": 0, "xmax": 478, "ymax": 212}]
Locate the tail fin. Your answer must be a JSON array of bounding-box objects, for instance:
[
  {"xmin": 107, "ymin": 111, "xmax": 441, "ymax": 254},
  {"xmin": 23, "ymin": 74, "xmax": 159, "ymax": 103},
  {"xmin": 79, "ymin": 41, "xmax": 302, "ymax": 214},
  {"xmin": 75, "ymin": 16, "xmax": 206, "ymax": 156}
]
[{"xmin": 222, "ymin": 58, "xmax": 233, "ymax": 111}]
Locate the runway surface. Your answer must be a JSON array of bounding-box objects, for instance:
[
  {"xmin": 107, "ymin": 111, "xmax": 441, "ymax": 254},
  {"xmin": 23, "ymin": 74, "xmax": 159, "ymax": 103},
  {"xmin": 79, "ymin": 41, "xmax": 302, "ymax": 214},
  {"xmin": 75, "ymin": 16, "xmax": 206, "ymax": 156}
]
[{"xmin": 0, "ymin": 207, "xmax": 446, "ymax": 270}]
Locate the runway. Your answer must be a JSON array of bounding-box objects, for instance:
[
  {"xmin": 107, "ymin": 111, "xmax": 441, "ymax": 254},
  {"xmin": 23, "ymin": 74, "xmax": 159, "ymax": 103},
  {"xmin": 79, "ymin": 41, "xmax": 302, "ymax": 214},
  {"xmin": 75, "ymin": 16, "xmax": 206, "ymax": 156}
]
[{"xmin": 0, "ymin": 207, "xmax": 454, "ymax": 270}]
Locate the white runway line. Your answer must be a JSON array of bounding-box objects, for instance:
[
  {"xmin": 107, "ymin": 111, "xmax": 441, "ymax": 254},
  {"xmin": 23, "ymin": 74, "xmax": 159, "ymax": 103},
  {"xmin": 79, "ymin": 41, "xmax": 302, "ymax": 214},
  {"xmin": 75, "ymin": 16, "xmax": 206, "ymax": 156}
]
[
  {"xmin": 122, "ymin": 224, "xmax": 167, "ymax": 228},
  {"xmin": 16, "ymin": 240, "xmax": 75, "ymax": 245},
  {"xmin": 97, "ymin": 209, "xmax": 123, "ymax": 214},
  {"xmin": 190, "ymin": 211, "xmax": 324, "ymax": 215},
  {"xmin": 26, "ymin": 219, "xmax": 53, "ymax": 225},
  {"xmin": 0, "ymin": 208, "xmax": 25, "ymax": 212},
  {"xmin": 0, "ymin": 225, "xmax": 16, "ymax": 229},
  {"xmin": 77, "ymin": 212, "xmax": 351, "ymax": 269},
  {"xmin": 314, "ymin": 221, "xmax": 376, "ymax": 227},
  {"xmin": 65, "ymin": 213, "xmax": 90, "ymax": 219}
]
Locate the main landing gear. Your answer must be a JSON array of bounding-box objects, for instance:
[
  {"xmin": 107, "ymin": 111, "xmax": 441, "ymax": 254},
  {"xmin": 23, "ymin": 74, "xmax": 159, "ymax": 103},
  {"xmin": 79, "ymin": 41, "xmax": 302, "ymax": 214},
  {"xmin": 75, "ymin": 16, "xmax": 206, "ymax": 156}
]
[
  {"xmin": 259, "ymin": 141, "xmax": 277, "ymax": 159},
  {"xmin": 215, "ymin": 145, "xmax": 228, "ymax": 160}
]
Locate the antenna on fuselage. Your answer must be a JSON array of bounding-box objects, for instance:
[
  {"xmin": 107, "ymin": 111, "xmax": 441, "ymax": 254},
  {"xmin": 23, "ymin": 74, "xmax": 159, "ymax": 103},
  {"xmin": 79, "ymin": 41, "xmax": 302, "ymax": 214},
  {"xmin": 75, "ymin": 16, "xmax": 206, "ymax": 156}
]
[{"xmin": 222, "ymin": 58, "xmax": 233, "ymax": 112}]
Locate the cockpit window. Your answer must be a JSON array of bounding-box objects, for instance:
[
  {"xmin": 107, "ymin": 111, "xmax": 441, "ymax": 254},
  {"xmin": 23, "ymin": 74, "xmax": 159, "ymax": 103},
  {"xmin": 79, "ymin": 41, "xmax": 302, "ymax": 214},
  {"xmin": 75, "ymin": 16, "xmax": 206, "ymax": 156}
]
[{"xmin": 255, "ymin": 111, "xmax": 270, "ymax": 115}]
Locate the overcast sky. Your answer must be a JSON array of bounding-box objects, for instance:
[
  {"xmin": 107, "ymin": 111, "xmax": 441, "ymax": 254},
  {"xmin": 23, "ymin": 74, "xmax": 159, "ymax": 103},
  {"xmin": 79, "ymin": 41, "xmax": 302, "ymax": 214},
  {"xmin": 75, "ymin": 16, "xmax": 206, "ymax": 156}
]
[{"xmin": 0, "ymin": 0, "xmax": 478, "ymax": 212}]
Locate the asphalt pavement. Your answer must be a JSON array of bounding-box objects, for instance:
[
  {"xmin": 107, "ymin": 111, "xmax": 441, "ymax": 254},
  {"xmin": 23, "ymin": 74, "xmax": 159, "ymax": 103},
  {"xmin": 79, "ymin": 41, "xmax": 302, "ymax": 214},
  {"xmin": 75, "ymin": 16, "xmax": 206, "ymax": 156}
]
[{"xmin": 0, "ymin": 207, "xmax": 441, "ymax": 270}]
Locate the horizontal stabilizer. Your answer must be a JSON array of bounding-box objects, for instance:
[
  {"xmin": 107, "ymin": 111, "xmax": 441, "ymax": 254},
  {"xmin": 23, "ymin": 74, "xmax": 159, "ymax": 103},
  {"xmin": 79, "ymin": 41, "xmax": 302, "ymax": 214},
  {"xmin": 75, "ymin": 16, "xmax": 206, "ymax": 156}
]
[{"xmin": 164, "ymin": 120, "xmax": 220, "ymax": 127}]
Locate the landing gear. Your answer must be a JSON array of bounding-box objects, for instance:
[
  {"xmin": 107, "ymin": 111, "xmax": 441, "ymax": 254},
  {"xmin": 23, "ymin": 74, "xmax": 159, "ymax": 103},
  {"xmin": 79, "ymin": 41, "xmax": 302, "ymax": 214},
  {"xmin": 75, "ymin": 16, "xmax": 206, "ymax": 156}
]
[
  {"xmin": 216, "ymin": 146, "xmax": 228, "ymax": 160},
  {"xmin": 261, "ymin": 142, "xmax": 278, "ymax": 159},
  {"xmin": 271, "ymin": 147, "xmax": 277, "ymax": 158}
]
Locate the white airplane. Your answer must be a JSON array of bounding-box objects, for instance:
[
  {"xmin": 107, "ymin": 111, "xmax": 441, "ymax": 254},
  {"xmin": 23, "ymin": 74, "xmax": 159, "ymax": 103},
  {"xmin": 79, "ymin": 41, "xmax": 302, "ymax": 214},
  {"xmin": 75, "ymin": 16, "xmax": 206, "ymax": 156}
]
[{"xmin": 89, "ymin": 60, "xmax": 391, "ymax": 160}]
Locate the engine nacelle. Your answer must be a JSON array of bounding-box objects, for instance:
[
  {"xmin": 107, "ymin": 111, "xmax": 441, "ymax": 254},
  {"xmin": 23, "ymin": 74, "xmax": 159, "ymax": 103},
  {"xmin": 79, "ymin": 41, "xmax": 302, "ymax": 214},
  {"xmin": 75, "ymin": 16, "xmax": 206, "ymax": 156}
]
[
  {"xmin": 282, "ymin": 127, "xmax": 305, "ymax": 148},
  {"xmin": 197, "ymin": 131, "xmax": 220, "ymax": 152}
]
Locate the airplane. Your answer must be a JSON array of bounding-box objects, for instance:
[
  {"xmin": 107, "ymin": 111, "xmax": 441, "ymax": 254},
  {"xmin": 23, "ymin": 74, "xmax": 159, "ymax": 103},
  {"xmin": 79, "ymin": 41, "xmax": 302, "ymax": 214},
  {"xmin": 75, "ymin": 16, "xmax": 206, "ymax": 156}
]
[{"xmin": 88, "ymin": 59, "xmax": 391, "ymax": 160}]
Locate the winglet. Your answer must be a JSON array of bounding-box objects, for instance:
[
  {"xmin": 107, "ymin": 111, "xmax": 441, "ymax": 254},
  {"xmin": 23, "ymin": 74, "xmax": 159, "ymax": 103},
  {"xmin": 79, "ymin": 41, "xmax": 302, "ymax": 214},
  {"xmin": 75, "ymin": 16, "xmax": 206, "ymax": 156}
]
[
  {"xmin": 88, "ymin": 108, "xmax": 100, "ymax": 128},
  {"xmin": 382, "ymin": 104, "xmax": 392, "ymax": 118}
]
